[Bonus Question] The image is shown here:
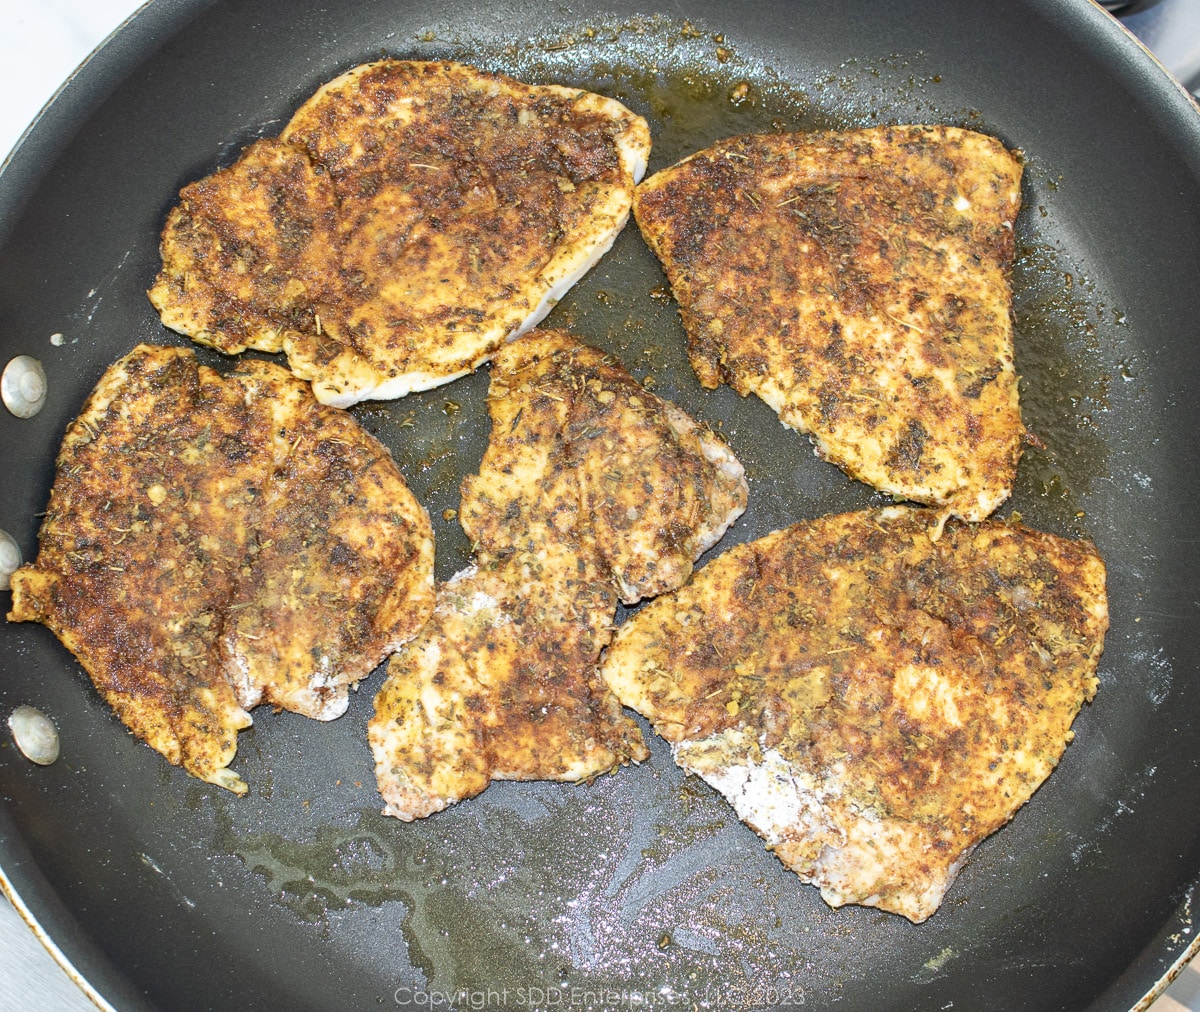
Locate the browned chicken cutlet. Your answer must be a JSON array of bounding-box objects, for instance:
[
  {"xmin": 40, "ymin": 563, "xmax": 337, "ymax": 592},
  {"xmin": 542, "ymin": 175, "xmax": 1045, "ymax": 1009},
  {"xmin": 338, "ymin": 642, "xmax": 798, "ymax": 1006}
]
[
  {"xmin": 602, "ymin": 506, "xmax": 1108, "ymax": 922},
  {"xmin": 8, "ymin": 344, "xmax": 434, "ymax": 794},
  {"xmin": 634, "ymin": 125, "xmax": 1024, "ymax": 522},
  {"xmin": 369, "ymin": 329, "xmax": 748, "ymax": 820},
  {"xmin": 149, "ymin": 60, "xmax": 651, "ymax": 407},
  {"xmin": 147, "ymin": 137, "xmax": 344, "ymax": 358}
]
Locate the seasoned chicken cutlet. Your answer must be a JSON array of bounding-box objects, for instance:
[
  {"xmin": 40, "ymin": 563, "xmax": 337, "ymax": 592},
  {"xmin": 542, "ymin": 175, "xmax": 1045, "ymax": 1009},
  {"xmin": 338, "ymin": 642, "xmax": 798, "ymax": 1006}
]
[
  {"xmin": 634, "ymin": 125, "xmax": 1024, "ymax": 521},
  {"xmin": 147, "ymin": 137, "xmax": 344, "ymax": 358},
  {"xmin": 149, "ymin": 60, "xmax": 651, "ymax": 407},
  {"xmin": 369, "ymin": 329, "xmax": 747, "ymax": 820},
  {"xmin": 8, "ymin": 345, "xmax": 434, "ymax": 793},
  {"xmin": 369, "ymin": 555, "xmax": 632, "ymax": 820},
  {"xmin": 602, "ymin": 506, "xmax": 1108, "ymax": 922},
  {"xmin": 217, "ymin": 359, "xmax": 435, "ymax": 720}
]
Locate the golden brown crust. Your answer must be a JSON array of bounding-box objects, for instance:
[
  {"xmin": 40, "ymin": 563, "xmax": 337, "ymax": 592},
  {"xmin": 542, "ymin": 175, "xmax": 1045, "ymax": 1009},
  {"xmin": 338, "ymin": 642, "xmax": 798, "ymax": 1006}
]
[
  {"xmin": 602, "ymin": 506, "xmax": 1108, "ymax": 921},
  {"xmin": 8, "ymin": 344, "xmax": 434, "ymax": 793},
  {"xmin": 150, "ymin": 61, "xmax": 651, "ymax": 406},
  {"xmin": 460, "ymin": 330, "xmax": 749, "ymax": 602},
  {"xmin": 147, "ymin": 138, "xmax": 344, "ymax": 355},
  {"xmin": 217, "ymin": 359, "xmax": 436, "ymax": 720},
  {"xmin": 634, "ymin": 125, "xmax": 1024, "ymax": 521},
  {"xmin": 9, "ymin": 347, "xmax": 256, "ymax": 792},
  {"xmin": 369, "ymin": 329, "xmax": 747, "ymax": 820},
  {"xmin": 369, "ymin": 556, "xmax": 637, "ymax": 821}
]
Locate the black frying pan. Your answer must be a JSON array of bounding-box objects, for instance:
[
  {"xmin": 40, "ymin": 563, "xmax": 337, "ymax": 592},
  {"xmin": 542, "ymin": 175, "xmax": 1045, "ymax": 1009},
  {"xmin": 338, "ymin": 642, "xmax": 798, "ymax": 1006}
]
[{"xmin": 2, "ymin": 1, "xmax": 1199, "ymax": 1009}]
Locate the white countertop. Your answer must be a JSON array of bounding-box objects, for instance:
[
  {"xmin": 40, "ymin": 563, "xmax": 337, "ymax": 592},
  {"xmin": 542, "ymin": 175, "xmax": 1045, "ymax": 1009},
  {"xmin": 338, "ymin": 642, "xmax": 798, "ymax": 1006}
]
[{"xmin": 1, "ymin": 2, "xmax": 1199, "ymax": 1010}]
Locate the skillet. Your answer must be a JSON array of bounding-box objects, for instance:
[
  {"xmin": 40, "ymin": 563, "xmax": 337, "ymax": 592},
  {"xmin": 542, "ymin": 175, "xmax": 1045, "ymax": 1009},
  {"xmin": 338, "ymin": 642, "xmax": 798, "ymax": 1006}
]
[{"xmin": 1, "ymin": 1, "xmax": 1199, "ymax": 1009}]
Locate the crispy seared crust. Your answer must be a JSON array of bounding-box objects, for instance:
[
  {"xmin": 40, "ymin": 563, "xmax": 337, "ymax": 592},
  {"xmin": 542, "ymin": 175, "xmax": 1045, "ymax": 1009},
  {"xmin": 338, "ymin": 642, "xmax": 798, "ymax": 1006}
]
[
  {"xmin": 150, "ymin": 60, "xmax": 651, "ymax": 407},
  {"xmin": 369, "ymin": 329, "xmax": 747, "ymax": 820},
  {"xmin": 634, "ymin": 125, "xmax": 1024, "ymax": 521},
  {"xmin": 9, "ymin": 347, "xmax": 256, "ymax": 793},
  {"xmin": 459, "ymin": 331, "xmax": 749, "ymax": 604},
  {"xmin": 147, "ymin": 138, "xmax": 343, "ymax": 356},
  {"xmin": 602, "ymin": 506, "xmax": 1108, "ymax": 921},
  {"xmin": 216, "ymin": 359, "xmax": 436, "ymax": 721},
  {"xmin": 369, "ymin": 557, "xmax": 636, "ymax": 821},
  {"xmin": 8, "ymin": 344, "xmax": 434, "ymax": 793}
]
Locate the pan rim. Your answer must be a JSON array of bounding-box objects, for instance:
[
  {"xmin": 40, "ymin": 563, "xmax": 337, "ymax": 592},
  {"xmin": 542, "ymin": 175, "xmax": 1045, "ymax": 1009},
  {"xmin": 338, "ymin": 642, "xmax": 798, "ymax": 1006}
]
[{"xmin": 0, "ymin": 867, "xmax": 116, "ymax": 1012}]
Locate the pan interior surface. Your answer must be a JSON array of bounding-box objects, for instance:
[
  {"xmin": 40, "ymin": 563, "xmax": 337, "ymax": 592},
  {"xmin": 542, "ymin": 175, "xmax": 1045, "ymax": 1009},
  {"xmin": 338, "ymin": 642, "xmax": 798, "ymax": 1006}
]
[{"xmin": 1, "ymin": 1, "xmax": 1199, "ymax": 1010}]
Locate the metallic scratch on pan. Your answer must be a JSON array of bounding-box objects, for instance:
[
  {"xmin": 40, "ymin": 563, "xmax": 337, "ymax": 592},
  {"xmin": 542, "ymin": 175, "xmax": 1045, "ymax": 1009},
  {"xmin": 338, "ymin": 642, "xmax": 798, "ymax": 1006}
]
[
  {"xmin": 81, "ymin": 249, "xmax": 135, "ymax": 325},
  {"xmin": 139, "ymin": 852, "xmax": 197, "ymax": 911}
]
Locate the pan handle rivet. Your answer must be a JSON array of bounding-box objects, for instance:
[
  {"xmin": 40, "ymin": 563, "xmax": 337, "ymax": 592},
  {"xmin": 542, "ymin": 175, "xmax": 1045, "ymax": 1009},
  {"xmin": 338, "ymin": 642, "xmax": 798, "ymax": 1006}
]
[
  {"xmin": 8, "ymin": 705, "xmax": 60, "ymax": 766},
  {"xmin": 0, "ymin": 529, "xmax": 20, "ymax": 591},
  {"xmin": 2, "ymin": 355, "xmax": 48, "ymax": 418}
]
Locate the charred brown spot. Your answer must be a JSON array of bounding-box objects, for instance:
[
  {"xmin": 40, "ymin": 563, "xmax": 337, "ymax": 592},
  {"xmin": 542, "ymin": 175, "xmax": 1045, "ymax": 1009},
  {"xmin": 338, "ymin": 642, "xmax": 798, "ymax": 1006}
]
[{"xmin": 889, "ymin": 418, "xmax": 928, "ymax": 471}]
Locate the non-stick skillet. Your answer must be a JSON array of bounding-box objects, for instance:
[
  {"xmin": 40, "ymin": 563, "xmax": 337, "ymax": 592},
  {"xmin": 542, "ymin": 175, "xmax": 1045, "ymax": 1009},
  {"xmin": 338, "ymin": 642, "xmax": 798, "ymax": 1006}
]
[{"xmin": 2, "ymin": 1, "xmax": 1199, "ymax": 1009}]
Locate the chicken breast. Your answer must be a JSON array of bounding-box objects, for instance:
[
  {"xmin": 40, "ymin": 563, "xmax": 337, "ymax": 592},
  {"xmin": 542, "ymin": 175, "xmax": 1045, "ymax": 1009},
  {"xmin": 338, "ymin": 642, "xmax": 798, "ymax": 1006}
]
[
  {"xmin": 369, "ymin": 329, "xmax": 747, "ymax": 820},
  {"xmin": 634, "ymin": 125, "xmax": 1024, "ymax": 522},
  {"xmin": 216, "ymin": 359, "xmax": 436, "ymax": 721},
  {"xmin": 147, "ymin": 137, "xmax": 344, "ymax": 358},
  {"xmin": 8, "ymin": 344, "xmax": 434, "ymax": 793},
  {"xmin": 149, "ymin": 60, "xmax": 651, "ymax": 407},
  {"xmin": 457, "ymin": 331, "xmax": 748, "ymax": 605},
  {"xmin": 602, "ymin": 506, "xmax": 1108, "ymax": 922},
  {"xmin": 368, "ymin": 556, "xmax": 634, "ymax": 821}
]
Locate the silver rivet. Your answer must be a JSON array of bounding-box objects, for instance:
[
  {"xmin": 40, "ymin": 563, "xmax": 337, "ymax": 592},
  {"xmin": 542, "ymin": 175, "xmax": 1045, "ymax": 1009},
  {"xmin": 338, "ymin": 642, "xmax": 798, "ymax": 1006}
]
[
  {"xmin": 2, "ymin": 356, "xmax": 48, "ymax": 418},
  {"xmin": 9, "ymin": 706, "xmax": 60, "ymax": 765},
  {"xmin": 0, "ymin": 529, "xmax": 20, "ymax": 591}
]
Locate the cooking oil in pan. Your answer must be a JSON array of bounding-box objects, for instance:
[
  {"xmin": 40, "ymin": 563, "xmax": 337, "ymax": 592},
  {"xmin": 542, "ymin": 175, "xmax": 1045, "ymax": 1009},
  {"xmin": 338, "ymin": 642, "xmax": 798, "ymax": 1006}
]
[
  {"xmin": 216, "ymin": 739, "xmax": 823, "ymax": 1003},
  {"xmin": 1009, "ymin": 232, "xmax": 1117, "ymax": 536}
]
